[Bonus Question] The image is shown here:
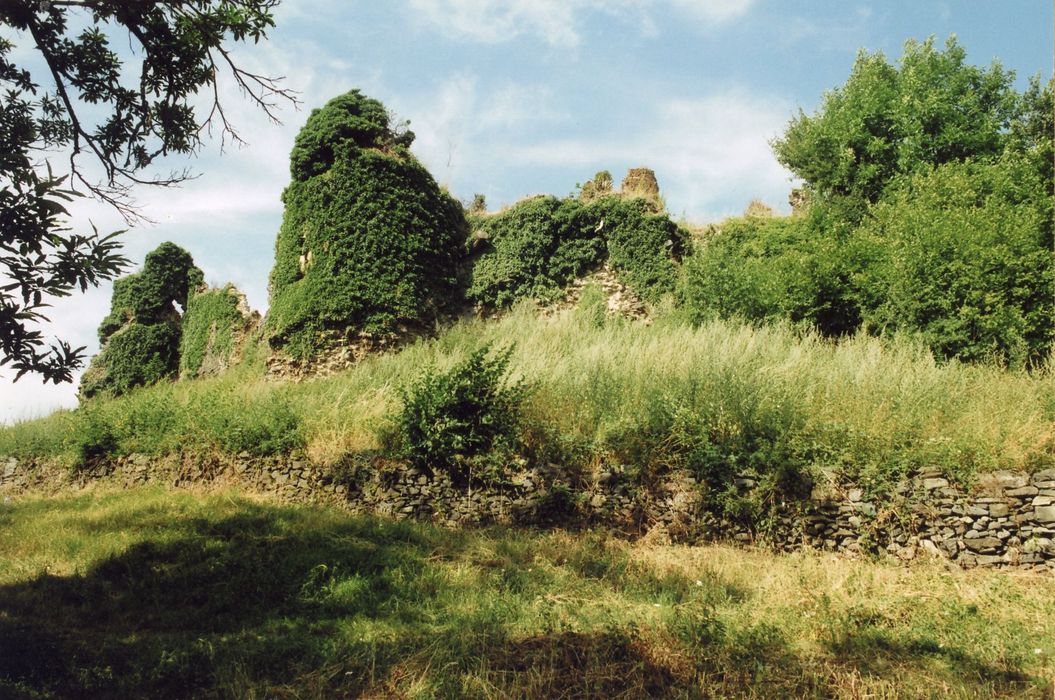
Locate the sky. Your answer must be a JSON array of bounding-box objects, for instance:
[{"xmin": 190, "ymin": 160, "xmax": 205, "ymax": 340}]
[{"xmin": 1, "ymin": 0, "xmax": 1052, "ymax": 422}]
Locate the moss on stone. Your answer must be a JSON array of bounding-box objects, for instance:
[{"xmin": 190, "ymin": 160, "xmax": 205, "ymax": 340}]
[
  {"xmin": 179, "ymin": 285, "xmax": 254, "ymax": 378},
  {"xmin": 81, "ymin": 242, "xmax": 203, "ymax": 399},
  {"xmin": 266, "ymin": 90, "xmax": 468, "ymax": 360}
]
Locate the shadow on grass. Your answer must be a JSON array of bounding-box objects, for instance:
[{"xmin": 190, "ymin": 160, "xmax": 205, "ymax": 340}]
[
  {"xmin": 0, "ymin": 501, "xmax": 451, "ymax": 698},
  {"xmin": 824, "ymin": 627, "xmax": 1034, "ymax": 690},
  {"xmin": 0, "ymin": 494, "xmax": 1046, "ymax": 699}
]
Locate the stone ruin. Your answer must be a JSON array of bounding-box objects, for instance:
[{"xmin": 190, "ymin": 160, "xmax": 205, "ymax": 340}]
[{"xmin": 620, "ymin": 167, "xmax": 663, "ymax": 211}]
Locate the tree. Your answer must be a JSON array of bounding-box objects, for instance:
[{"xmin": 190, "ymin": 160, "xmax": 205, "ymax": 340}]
[
  {"xmin": 772, "ymin": 36, "xmax": 1019, "ymax": 211},
  {"xmin": 856, "ymin": 154, "xmax": 1053, "ymax": 367},
  {"xmin": 0, "ymin": 0, "xmax": 295, "ymax": 383}
]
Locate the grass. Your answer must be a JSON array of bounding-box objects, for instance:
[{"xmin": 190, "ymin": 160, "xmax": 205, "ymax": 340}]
[
  {"xmin": 0, "ymin": 486, "xmax": 1052, "ymax": 698},
  {"xmin": 1, "ymin": 306, "xmax": 1053, "ymax": 493}
]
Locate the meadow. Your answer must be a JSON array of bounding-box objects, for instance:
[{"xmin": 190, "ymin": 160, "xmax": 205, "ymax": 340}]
[
  {"xmin": 1, "ymin": 486, "xmax": 1053, "ymax": 698},
  {"xmin": 2, "ymin": 305, "xmax": 1052, "ymax": 497}
]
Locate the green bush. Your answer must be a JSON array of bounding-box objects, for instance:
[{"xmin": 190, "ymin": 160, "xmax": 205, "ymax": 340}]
[
  {"xmin": 589, "ymin": 196, "xmax": 686, "ymax": 303},
  {"xmin": 468, "ymin": 194, "xmax": 685, "ymax": 310},
  {"xmin": 468, "ymin": 196, "xmax": 603, "ymax": 308},
  {"xmin": 395, "ymin": 344, "xmax": 528, "ymax": 481},
  {"xmin": 679, "ymin": 211, "xmax": 863, "ymax": 337},
  {"xmin": 70, "ymin": 410, "xmax": 119, "ymax": 470},
  {"xmin": 267, "ymin": 90, "xmax": 467, "ymax": 359},
  {"xmin": 179, "ymin": 285, "xmax": 251, "ymax": 378},
  {"xmin": 195, "ymin": 394, "xmax": 303, "ymax": 456},
  {"xmin": 856, "ymin": 154, "xmax": 1054, "ymax": 366}
]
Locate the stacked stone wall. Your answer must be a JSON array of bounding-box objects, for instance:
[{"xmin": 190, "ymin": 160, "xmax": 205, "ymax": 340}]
[{"xmin": 2, "ymin": 455, "xmax": 1052, "ymax": 572}]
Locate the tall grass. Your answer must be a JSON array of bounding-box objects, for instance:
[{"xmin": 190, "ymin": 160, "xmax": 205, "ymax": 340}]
[
  {"xmin": 1, "ymin": 306, "xmax": 1052, "ymax": 486},
  {"xmin": 0, "ymin": 487, "xmax": 1052, "ymax": 697}
]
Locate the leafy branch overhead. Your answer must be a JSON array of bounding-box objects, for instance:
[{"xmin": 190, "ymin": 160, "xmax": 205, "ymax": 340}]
[{"xmin": 0, "ymin": 0, "xmax": 297, "ymax": 383}]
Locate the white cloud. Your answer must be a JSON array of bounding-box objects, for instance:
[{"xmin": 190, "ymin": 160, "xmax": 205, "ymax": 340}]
[
  {"xmin": 398, "ymin": 74, "xmax": 566, "ymax": 191},
  {"xmin": 406, "ymin": 0, "xmax": 755, "ymax": 46},
  {"xmin": 408, "ymin": 0, "xmax": 580, "ymax": 46},
  {"xmin": 498, "ymin": 89, "xmax": 796, "ymax": 220},
  {"xmin": 669, "ymin": 0, "xmax": 755, "ymax": 24}
]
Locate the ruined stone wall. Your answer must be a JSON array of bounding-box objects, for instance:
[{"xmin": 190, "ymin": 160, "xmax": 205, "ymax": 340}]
[{"xmin": 2, "ymin": 455, "xmax": 1052, "ymax": 572}]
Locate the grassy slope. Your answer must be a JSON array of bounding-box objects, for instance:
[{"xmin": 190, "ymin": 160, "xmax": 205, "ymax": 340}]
[
  {"xmin": 2, "ymin": 306, "xmax": 1052, "ymax": 487},
  {"xmin": 0, "ymin": 487, "xmax": 1052, "ymax": 698}
]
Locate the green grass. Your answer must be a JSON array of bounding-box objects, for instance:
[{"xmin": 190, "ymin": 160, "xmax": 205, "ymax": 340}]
[
  {"xmin": 0, "ymin": 487, "xmax": 1052, "ymax": 698},
  {"xmin": 2, "ymin": 306, "xmax": 1053, "ymax": 492}
]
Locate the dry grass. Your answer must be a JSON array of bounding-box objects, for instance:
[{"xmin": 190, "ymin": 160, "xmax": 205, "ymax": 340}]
[
  {"xmin": 2, "ymin": 307, "xmax": 1053, "ymax": 490},
  {"xmin": 1, "ymin": 486, "xmax": 1053, "ymax": 697}
]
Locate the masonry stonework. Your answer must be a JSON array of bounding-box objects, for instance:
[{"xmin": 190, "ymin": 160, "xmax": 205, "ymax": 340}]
[{"xmin": 2, "ymin": 455, "xmax": 1052, "ymax": 572}]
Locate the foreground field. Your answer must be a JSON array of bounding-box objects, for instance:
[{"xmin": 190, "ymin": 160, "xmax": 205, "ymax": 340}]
[{"xmin": 0, "ymin": 487, "xmax": 1052, "ymax": 698}]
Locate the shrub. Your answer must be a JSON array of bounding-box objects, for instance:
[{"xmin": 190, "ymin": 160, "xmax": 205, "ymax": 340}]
[
  {"xmin": 69, "ymin": 410, "xmax": 119, "ymax": 470},
  {"xmin": 196, "ymin": 393, "xmax": 303, "ymax": 456},
  {"xmin": 468, "ymin": 194, "xmax": 685, "ymax": 310},
  {"xmin": 588, "ymin": 196, "xmax": 685, "ymax": 303},
  {"xmin": 179, "ymin": 285, "xmax": 253, "ymax": 378},
  {"xmin": 395, "ymin": 344, "xmax": 528, "ymax": 481},
  {"xmin": 468, "ymin": 196, "xmax": 603, "ymax": 309},
  {"xmin": 578, "ymin": 170, "xmax": 613, "ymax": 202},
  {"xmin": 266, "ymin": 90, "xmax": 468, "ymax": 359},
  {"xmin": 679, "ymin": 211, "xmax": 863, "ymax": 336},
  {"xmin": 856, "ymin": 154, "xmax": 1054, "ymax": 366}
]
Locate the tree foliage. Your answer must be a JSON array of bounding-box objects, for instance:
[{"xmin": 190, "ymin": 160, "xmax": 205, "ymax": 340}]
[
  {"xmin": 857, "ymin": 154, "xmax": 1053, "ymax": 366},
  {"xmin": 267, "ymin": 90, "xmax": 467, "ymax": 359},
  {"xmin": 687, "ymin": 37, "xmax": 1053, "ymax": 366},
  {"xmin": 0, "ymin": 0, "xmax": 293, "ymax": 382},
  {"xmin": 773, "ymin": 36, "xmax": 1019, "ymax": 209}
]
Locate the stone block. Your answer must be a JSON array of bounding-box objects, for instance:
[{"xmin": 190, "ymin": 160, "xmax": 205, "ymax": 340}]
[
  {"xmin": 988, "ymin": 503, "xmax": 1010, "ymax": 518},
  {"xmin": 1006, "ymin": 486, "xmax": 1039, "ymax": 498},
  {"xmin": 990, "ymin": 472, "xmax": 1029, "ymax": 489},
  {"xmin": 964, "ymin": 537, "xmax": 1002, "ymax": 552},
  {"xmin": 922, "ymin": 477, "xmax": 949, "ymax": 490},
  {"xmin": 1030, "ymin": 468, "xmax": 1055, "ymax": 485},
  {"xmin": 853, "ymin": 502, "xmax": 876, "ymax": 517},
  {"xmin": 1033, "ymin": 505, "xmax": 1055, "ymax": 523}
]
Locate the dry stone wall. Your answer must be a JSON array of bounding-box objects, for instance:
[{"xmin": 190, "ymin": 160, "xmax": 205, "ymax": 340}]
[{"xmin": 2, "ymin": 454, "xmax": 1053, "ymax": 573}]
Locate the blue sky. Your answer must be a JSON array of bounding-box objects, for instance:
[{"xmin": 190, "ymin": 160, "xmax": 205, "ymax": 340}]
[{"xmin": 1, "ymin": 0, "xmax": 1051, "ymax": 421}]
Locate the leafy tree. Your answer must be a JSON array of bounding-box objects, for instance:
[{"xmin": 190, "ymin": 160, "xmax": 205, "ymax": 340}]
[
  {"xmin": 773, "ymin": 36, "xmax": 1019, "ymax": 211},
  {"xmin": 1, "ymin": 0, "xmax": 294, "ymax": 382},
  {"xmin": 856, "ymin": 154, "xmax": 1053, "ymax": 366}
]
